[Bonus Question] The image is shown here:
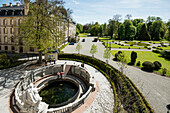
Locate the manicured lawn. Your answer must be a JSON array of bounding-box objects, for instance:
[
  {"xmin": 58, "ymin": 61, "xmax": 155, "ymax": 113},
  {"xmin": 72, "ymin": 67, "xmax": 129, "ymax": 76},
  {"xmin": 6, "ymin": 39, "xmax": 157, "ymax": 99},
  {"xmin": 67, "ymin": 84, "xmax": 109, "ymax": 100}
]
[
  {"xmin": 98, "ymin": 36, "xmax": 111, "ymax": 40},
  {"xmin": 78, "ymin": 33, "xmax": 89, "ymax": 37},
  {"xmin": 105, "ymin": 43, "xmax": 147, "ymax": 49},
  {"xmin": 111, "ymin": 50, "xmax": 170, "ymax": 76},
  {"xmin": 157, "ymin": 46, "xmax": 170, "ymax": 50}
]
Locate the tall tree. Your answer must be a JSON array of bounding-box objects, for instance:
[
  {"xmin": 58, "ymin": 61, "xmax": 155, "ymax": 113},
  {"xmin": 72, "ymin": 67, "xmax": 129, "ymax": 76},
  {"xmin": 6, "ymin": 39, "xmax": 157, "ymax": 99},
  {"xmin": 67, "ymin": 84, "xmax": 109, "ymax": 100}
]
[
  {"xmin": 138, "ymin": 24, "xmax": 151, "ymax": 41},
  {"xmin": 103, "ymin": 23, "xmax": 107, "ymax": 36},
  {"xmin": 124, "ymin": 20, "xmax": 136, "ymax": 40},
  {"xmin": 118, "ymin": 23, "xmax": 125, "ymax": 40},
  {"xmin": 18, "ymin": 0, "xmax": 66, "ymax": 63},
  {"xmin": 166, "ymin": 19, "xmax": 170, "ymax": 44},
  {"xmin": 150, "ymin": 20, "xmax": 164, "ymax": 40}
]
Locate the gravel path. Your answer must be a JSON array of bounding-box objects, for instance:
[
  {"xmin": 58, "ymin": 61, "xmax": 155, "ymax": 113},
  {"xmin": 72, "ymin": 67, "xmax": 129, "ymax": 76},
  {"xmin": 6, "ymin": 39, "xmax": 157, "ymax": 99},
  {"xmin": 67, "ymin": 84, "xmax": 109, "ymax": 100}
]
[{"xmin": 63, "ymin": 36, "xmax": 170, "ymax": 113}]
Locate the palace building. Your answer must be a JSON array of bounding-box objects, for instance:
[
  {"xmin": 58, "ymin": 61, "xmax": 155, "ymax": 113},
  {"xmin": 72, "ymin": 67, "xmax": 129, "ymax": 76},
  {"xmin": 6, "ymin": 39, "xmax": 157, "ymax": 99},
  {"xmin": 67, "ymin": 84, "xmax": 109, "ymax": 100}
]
[{"xmin": 0, "ymin": 2, "xmax": 76, "ymax": 54}]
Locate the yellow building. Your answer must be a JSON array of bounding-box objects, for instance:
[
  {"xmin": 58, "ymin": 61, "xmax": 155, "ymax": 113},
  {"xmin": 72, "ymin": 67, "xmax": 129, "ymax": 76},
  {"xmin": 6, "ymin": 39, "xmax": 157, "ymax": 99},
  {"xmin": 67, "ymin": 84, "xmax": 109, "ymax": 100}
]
[{"xmin": 0, "ymin": 2, "xmax": 76, "ymax": 54}]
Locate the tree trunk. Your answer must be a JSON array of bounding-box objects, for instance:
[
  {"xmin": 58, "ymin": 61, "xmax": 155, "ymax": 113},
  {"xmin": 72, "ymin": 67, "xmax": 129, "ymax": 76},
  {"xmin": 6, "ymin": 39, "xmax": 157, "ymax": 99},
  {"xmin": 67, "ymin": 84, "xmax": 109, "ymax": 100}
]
[{"xmin": 38, "ymin": 51, "xmax": 43, "ymax": 64}]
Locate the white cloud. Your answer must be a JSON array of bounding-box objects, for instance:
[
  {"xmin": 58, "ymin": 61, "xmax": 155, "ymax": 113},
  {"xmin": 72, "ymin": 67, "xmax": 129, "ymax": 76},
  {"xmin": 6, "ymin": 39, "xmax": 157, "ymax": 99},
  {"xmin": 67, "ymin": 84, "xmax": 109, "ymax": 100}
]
[{"xmin": 72, "ymin": 0, "xmax": 80, "ymax": 5}]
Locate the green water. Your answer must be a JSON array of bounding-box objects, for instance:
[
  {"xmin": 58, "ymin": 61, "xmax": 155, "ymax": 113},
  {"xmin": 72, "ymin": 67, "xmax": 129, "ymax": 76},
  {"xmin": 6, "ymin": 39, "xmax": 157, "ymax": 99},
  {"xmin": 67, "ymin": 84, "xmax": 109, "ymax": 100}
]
[{"xmin": 39, "ymin": 80, "xmax": 78, "ymax": 106}]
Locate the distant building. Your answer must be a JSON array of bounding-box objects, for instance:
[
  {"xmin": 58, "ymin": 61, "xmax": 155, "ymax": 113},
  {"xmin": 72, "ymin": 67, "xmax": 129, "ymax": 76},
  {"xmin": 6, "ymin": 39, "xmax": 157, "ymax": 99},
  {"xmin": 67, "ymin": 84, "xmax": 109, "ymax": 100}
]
[{"xmin": 0, "ymin": 2, "xmax": 76, "ymax": 54}]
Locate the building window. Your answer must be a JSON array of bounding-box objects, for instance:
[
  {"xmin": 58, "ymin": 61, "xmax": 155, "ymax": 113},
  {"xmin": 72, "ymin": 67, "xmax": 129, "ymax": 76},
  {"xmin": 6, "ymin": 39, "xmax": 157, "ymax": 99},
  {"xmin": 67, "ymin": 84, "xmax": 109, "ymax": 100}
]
[
  {"xmin": 0, "ymin": 36, "xmax": 1, "ymax": 42},
  {"xmin": 3, "ymin": 19, "xmax": 7, "ymax": 25},
  {"xmin": 5, "ymin": 46, "xmax": 8, "ymax": 50},
  {"xmin": 4, "ymin": 36, "xmax": 8, "ymax": 43},
  {"xmin": 0, "ymin": 46, "xmax": 1, "ymax": 50},
  {"xmin": 10, "ymin": 28, "xmax": 14, "ymax": 34},
  {"xmin": 30, "ymin": 47, "xmax": 34, "ymax": 52},
  {"xmin": 12, "ymin": 46, "xmax": 15, "ymax": 51},
  {"xmin": 4, "ymin": 28, "xmax": 8, "ymax": 34},
  {"xmin": 11, "ymin": 37, "xmax": 14, "ymax": 42},
  {"xmin": 10, "ymin": 19, "xmax": 14, "ymax": 25},
  {"xmin": 18, "ymin": 19, "xmax": 22, "ymax": 25}
]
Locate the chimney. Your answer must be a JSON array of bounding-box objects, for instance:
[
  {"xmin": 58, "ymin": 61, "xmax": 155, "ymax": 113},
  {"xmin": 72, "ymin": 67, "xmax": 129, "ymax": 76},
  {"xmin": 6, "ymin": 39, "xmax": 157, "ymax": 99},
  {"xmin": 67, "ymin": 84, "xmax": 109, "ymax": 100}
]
[
  {"xmin": 10, "ymin": 3, "xmax": 12, "ymax": 7},
  {"xmin": 3, "ymin": 4, "xmax": 7, "ymax": 7},
  {"xmin": 16, "ymin": 3, "xmax": 20, "ymax": 6}
]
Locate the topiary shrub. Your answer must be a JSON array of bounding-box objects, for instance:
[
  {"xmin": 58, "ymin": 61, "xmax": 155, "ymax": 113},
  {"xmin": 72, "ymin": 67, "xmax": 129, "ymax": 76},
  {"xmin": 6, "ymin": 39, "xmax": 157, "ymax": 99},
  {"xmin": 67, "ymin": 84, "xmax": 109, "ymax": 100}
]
[
  {"xmin": 153, "ymin": 61, "xmax": 162, "ymax": 70},
  {"xmin": 130, "ymin": 44, "xmax": 133, "ymax": 46},
  {"xmin": 136, "ymin": 61, "xmax": 140, "ymax": 66},
  {"xmin": 152, "ymin": 46, "xmax": 156, "ymax": 48},
  {"xmin": 152, "ymin": 49, "xmax": 160, "ymax": 53},
  {"xmin": 131, "ymin": 51, "xmax": 137, "ymax": 65},
  {"xmin": 144, "ymin": 46, "xmax": 147, "ymax": 48},
  {"xmin": 147, "ymin": 47, "xmax": 151, "ymax": 50},
  {"xmin": 118, "ymin": 51, "xmax": 122, "ymax": 54},
  {"xmin": 121, "ymin": 44, "xmax": 124, "ymax": 46},
  {"xmin": 114, "ymin": 51, "xmax": 122, "ymax": 61},
  {"xmin": 142, "ymin": 61, "xmax": 155, "ymax": 71},
  {"xmin": 128, "ymin": 47, "xmax": 130, "ymax": 49}
]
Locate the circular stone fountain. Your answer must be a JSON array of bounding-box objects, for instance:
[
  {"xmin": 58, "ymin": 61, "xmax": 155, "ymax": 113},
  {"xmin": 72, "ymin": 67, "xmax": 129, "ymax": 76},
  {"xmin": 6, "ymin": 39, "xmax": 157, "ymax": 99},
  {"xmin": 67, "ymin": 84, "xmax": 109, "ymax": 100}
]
[
  {"xmin": 39, "ymin": 80, "xmax": 79, "ymax": 108},
  {"xmin": 9, "ymin": 64, "xmax": 96, "ymax": 113}
]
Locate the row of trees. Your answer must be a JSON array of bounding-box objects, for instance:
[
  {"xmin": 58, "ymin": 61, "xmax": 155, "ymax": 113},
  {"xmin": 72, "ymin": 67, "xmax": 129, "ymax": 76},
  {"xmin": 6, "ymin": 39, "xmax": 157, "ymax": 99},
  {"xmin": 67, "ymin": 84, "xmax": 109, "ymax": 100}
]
[
  {"xmin": 77, "ymin": 15, "xmax": 170, "ymax": 41},
  {"xmin": 75, "ymin": 43, "xmax": 111, "ymax": 63}
]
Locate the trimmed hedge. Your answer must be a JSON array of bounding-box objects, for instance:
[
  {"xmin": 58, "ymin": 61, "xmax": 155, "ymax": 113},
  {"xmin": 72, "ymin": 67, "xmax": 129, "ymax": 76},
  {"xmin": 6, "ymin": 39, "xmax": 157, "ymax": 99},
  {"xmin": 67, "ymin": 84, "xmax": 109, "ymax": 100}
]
[{"xmin": 59, "ymin": 54, "xmax": 154, "ymax": 113}]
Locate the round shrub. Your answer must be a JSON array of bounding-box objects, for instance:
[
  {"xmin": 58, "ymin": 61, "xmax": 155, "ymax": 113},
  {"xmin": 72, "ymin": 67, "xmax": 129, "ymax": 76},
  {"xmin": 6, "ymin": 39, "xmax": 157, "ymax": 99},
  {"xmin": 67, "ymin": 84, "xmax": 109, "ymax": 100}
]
[
  {"xmin": 142, "ymin": 61, "xmax": 155, "ymax": 71},
  {"xmin": 147, "ymin": 47, "xmax": 151, "ymax": 50},
  {"xmin": 153, "ymin": 61, "xmax": 162, "ymax": 70},
  {"xmin": 130, "ymin": 44, "xmax": 133, "ymax": 46},
  {"xmin": 125, "ymin": 41, "xmax": 127, "ymax": 43},
  {"xmin": 121, "ymin": 44, "xmax": 124, "ymax": 46},
  {"xmin": 144, "ymin": 46, "xmax": 147, "ymax": 48},
  {"xmin": 157, "ymin": 45, "xmax": 161, "ymax": 47},
  {"xmin": 152, "ymin": 46, "xmax": 156, "ymax": 48},
  {"xmin": 136, "ymin": 61, "xmax": 140, "ymax": 66},
  {"xmin": 152, "ymin": 49, "xmax": 160, "ymax": 53},
  {"xmin": 128, "ymin": 47, "xmax": 130, "ymax": 49},
  {"xmin": 118, "ymin": 51, "xmax": 122, "ymax": 54}
]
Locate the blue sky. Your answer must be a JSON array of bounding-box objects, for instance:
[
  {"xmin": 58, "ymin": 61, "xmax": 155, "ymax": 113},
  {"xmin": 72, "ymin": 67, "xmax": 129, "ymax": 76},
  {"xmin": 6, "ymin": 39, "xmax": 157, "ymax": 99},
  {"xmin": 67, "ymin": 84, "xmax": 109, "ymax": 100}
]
[{"xmin": 1, "ymin": 0, "xmax": 170, "ymax": 25}]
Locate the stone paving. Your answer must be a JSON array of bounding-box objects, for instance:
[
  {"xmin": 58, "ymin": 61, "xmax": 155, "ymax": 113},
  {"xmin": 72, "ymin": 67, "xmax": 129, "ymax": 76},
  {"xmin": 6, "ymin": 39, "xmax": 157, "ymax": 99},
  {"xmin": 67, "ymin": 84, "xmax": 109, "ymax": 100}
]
[
  {"xmin": 56, "ymin": 60, "xmax": 114, "ymax": 113},
  {"xmin": 63, "ymin": 36, "xmax": 170, "ymax": 113},
  {"xmin": 0, "ymin": 60, "xmax": 114, "ymax": 113}
]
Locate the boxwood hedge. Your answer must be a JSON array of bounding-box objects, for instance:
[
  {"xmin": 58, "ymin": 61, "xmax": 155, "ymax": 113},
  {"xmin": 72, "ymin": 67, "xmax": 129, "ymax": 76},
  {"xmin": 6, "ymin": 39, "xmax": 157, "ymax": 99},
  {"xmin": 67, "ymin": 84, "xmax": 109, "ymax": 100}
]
[{"xmin": 58, "ymin": 54, "xmax": 154, "ymax": 113}]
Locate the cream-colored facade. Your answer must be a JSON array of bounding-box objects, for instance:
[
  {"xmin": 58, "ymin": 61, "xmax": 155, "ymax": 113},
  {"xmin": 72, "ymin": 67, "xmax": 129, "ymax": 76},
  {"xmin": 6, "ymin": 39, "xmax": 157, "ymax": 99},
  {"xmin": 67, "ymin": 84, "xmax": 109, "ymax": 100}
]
[{"xmin": 0, "ymin": 3, "xmax": 76, "ymax": 54}]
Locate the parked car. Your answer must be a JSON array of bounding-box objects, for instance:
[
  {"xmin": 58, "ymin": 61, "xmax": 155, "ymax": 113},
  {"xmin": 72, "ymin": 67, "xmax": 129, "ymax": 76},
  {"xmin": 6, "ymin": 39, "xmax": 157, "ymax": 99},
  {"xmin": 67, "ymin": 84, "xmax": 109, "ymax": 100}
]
[
  {"xmin": 69, "ymin": 42, "xmax": 74, "ymax": 45},
  {"xmin": 92, "ymin": 38, "xmax": 98, "ymax": 42},
  {"xmin": 82, "ymin": 39, "xmax": 85, "ymax": 42}
]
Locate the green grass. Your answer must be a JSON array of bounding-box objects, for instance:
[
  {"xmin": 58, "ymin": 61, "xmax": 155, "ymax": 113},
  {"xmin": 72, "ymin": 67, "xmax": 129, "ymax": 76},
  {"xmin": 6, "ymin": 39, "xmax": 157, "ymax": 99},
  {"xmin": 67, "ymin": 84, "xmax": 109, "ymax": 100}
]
[
  {"xmin": 105, "ymin": 43, "xmax": 147, "ymax": 49},
  {"xmin": 111, "ymin": 50, "xmax": 170, "ymax": 76},
  {"xmin": 157, "ymin": 46, "xmax": 170, "ymax": 50},
  {"xmin": 78, "ymin": 33, "xmax": 89, "ymax": 37},
  {"xmin": 98, "ymin": 36, "xmax": 111, "ymax": 40},
  {"xmin": 125, "ymin": 42, "xmax": 150, "ymax": 46}
]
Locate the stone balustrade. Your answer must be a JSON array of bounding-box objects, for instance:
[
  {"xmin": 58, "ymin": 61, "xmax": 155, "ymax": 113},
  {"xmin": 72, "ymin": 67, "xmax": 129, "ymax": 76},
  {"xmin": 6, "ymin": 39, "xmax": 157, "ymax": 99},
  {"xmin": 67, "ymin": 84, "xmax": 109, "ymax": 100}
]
[{"xmin": 13, "ymin": 63, "xmax": 95, "ymax": 113}]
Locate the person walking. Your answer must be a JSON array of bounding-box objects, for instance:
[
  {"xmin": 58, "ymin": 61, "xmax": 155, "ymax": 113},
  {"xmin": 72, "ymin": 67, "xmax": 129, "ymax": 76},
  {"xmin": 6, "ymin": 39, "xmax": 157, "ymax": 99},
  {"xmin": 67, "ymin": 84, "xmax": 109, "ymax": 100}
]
[{"xmin": 54, "ymin": 58, "xmax": 56, "ymax": 64}]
